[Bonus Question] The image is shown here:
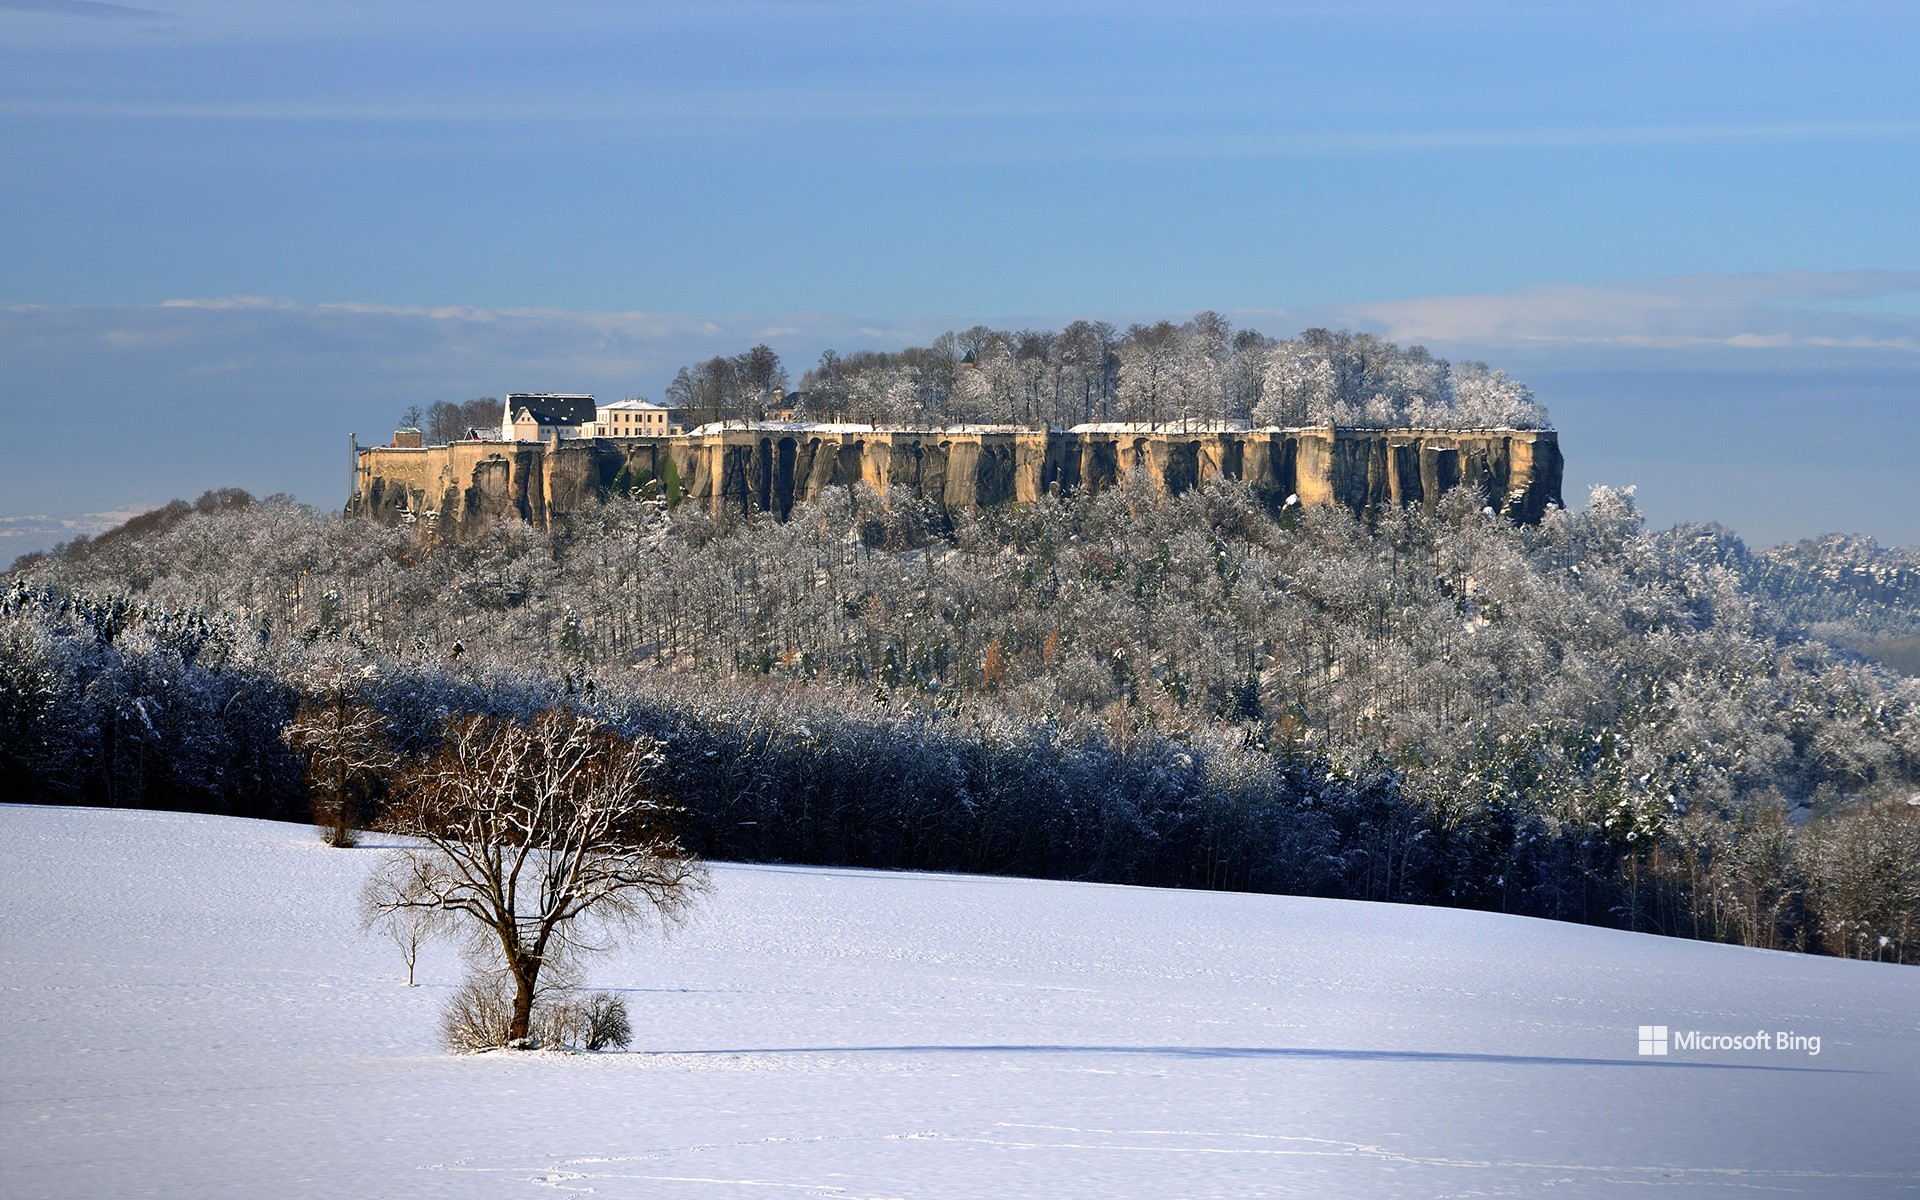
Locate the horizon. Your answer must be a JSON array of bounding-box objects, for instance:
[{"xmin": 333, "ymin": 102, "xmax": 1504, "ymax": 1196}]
[{"xmin": 3, "ymin": 0, "xmax": 1916, "ymax": 551}]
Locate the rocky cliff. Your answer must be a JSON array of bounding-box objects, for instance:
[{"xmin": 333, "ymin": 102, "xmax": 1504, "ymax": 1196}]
[{"xmin": 349, "ymin": 425, "xmax": 1563, "ymax": 541}]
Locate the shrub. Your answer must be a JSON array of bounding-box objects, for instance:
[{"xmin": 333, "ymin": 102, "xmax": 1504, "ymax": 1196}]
[
  {"xmin": 582, "ymin": 992, "xmax": 633, "ymax": 1051},
  {"xmin": 443, "ymin": 975, "xmax": 633, "ymax": 1052},
  {"xmin": 442, "ymin": 972, "xmax": 515, "ymax": 1052},
  {"xmin": 524, "ymin": 991, "xmax": 632, "ymax": 1052}
]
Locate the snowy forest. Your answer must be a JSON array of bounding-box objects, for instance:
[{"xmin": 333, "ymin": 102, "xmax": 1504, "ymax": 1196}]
[
  {"xmin": 4, "ymin": 478, "xmax": 1918, "ymax": 964},
  {"xmin": 666, "ymin": 318, "xmax": 1549, "ymax": 430}
]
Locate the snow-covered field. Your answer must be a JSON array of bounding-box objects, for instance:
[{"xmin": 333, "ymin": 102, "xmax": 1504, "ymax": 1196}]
[{"xmin": 2, "ymin": 805, "xmax": 1916, "ymax": 1199}]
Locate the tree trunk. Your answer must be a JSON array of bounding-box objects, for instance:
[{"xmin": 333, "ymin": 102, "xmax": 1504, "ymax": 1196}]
[{"xmin": 510, "ymin": 964, "xmax": 537, "ymax": 1045}]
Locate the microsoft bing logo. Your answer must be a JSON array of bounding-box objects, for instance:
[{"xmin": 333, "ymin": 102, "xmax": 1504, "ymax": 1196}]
[{"xmin": 1633, "ymin": 1023, "xmax": 1819, "ymax": 1056}]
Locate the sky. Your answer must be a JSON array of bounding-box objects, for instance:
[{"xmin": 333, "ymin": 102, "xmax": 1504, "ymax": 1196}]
[{"xmin": 2, "ymin": 0, "xmax": 1916, "ymax": 554}]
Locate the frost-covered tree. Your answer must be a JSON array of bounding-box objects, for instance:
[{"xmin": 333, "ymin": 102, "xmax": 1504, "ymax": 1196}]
[
  {"xmin": 1223, "ymin": 328, "xmax": 1274, "ymax": 422},
  {"xmin": 1452, "ymin": 360, "xmax": 1547, "ymax": 429},
  {"xmin": 1179, "ymin": 311, "xmax": 1231, "ymax": 428},
  {"xmin": 952, "ymin": 335, "xmax": 1020, "ymax": 424},
  {"xmin": 1802, "ymin": 799, "xmax": 1920, "ymax": 961},
  {"xmin": 775, "ymin": 317, "xmax": 1550, "ymax": 431},
  {"xmin": 1256, "ymin": 338, "xmax": 1337, "ymax": 426},
  {"xmin": 13, "ymin": 463, "xmax": 1919, "ymax": 964},
  {"xmin": 1012, "ymin": 329, "xmax": 1057, "ymax": 427},
  {"xmin": 1116, "ymin": 321, "xmax": 1185, "ymax": 427}
]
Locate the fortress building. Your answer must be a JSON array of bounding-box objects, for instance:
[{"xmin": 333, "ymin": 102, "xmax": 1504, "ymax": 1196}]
[
  {"xmin": 350, "ymin": 420, "xmax": 1563, "ymax": 542},
  {"xmin": 502, "ymin": 393, "xmax": 596, "ymax": 442}
]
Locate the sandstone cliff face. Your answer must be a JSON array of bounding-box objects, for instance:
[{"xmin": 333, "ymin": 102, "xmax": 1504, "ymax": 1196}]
[{"xmin": 351, "ymin": 426, "xmax": 1563, "ymax": 542}]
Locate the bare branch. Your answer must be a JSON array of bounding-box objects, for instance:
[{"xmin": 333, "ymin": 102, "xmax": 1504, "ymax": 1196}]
[{"xmin": 364, "ymin": 706, "xmax": 706, "ymax": 1047}]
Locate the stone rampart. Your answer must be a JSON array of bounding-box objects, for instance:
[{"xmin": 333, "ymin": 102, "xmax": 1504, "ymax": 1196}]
[{"xmin": 349, "ymin": 425, "xmax": 1563, "ymax": 541}]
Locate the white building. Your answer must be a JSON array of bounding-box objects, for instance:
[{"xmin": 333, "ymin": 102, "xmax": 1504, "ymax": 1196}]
[
  {"xmin": 588, "ymin": 399, "xmax": 686, "ymax": 437},
  {"xmin": 502, "ymin": 393, "xmax": 596, "ymax": 442}
]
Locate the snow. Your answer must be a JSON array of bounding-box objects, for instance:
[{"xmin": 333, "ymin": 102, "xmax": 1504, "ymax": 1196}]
[
  {"xmin": 669, "ymin": 421, "xmax": 1542, "ymax": 438},
  {"xmin": 3, "ymin": 804, "xmax": 1916, "ymax": 1199},
  {"xmin": 1066, "ymin": 421, "xmax": 1254, "ymax": 434},
  {"xmin": 683, "ymin": 422, "xmax": 886, "ymax": 436}
]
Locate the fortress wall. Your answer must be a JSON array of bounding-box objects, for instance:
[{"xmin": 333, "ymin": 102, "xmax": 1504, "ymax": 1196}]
[{"xmin": 351, "ymin": 426, "xmax": 1562, "ymax": 542}]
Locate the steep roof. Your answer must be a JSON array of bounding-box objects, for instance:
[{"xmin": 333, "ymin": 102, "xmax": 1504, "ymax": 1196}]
[
  {"xmin": 507, "ymin": 393, "xmax": 596, "ymax": 425},
  {"xmin": 517, "ymin": 411, "xmax": 584, "ymax": 427}
]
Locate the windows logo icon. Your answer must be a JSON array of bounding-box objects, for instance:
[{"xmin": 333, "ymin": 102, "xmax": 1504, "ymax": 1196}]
[{"xmin": 1638, "ymin": 1025, "xmax": 1669, "ymax": 1056}]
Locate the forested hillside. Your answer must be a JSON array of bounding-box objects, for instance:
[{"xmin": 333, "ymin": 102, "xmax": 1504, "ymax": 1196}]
[
  {"xmin": 1748, "ymin": 535, "xmax": 1920, "ymax": 672},
  {"xmin": 4, "ymin": 481, "xmax": 1916, "ymax": 962}
]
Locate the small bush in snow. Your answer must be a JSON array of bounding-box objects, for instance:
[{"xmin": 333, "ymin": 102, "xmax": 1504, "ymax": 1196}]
[
  {"xmin": 581, "ymin": 993, "xmax": 633, "ymax": 1051},
  {"xmin": 531, "ymin": 995, "xmax": 588, "ymax": 1050},
  {"xmin": 442, "ymin": 973, "xmax": 515, "ymax": 1053},
  {"xmin": 442, "ymin": 975, "xmax": 632, "ymax": 1052},
  {"xmin": 520, "ymin": 991, "xmax": 632, "ymax": 1052}
]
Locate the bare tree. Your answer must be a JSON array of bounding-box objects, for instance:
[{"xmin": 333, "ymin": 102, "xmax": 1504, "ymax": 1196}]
[
  {"xmin": 1058, "ymin": 319, "xmax": 1117, "ymax": 423},
  {"xmin": 666, "ymin": 357, "xmax": 738, "ymax": 428},
  {"xmin": 1012, "ymin": 329, "xmax": 1056, "ymax": 427},
  {"xmin": 389, "ymin": 910, "xmax": 435, "ymax": 986},
  {"xmin": 425, "ymin": 398, "xmax": 503, "ymax": 444},
  {"xmin": 360, "ymin": 856, "xmax": 443, "ymax": 985},
  {"xmin": 734, "ymin": 344, "xmax": 788, "ymax": 419},
  {"xmin": 365, "ymin": 707, "xmax": 705, "ymax": 1048},
  {"xmin": 281, "ymin": 665, "xmax": 394, "ymax": 847}
]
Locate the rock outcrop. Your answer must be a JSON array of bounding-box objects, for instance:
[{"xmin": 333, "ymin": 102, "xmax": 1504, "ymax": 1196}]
[{"xmin": 349, "ymin": 425, "xmax": 1563, "ymax": 541}]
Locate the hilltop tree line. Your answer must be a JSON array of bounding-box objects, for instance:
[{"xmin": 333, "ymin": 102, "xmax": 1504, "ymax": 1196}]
[
  {"xmin": 665, "ymin": 318, "xmax": 1548, "ymax": 431},
  {"xmin": 390, "ymin": 320, "xmax": 1546, "ymax": 440},
  {"xmin": 3, "ymin": 481, "xmax": 1916, "ymax": 963}
]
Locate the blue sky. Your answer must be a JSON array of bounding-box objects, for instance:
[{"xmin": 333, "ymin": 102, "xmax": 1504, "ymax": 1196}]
[{"xmin": 3, "ymin": 0, "xmax": 1916, "ymax": 553}]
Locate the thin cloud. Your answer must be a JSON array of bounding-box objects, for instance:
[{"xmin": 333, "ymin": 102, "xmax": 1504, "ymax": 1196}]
[
  {"xmin": 62, "ymin": 274, "xmax": 1920, "ymax": 364},
  {"xmin": 0, "ymin": 509, "xmax": 156, "ymax": 564},
  {"xmin": 966, "ymin": 121, "xmax": 1920, "ymax": 165},
  {"xmin": 7, "ymin": 90, "xmax": 1917, "ymax": 162},
  {"xmin": 0, "ymin": 91, "xmax": 1123, "ymax": 126},
  {"xmin": 68, "ymin": 278, "xmax": 1920, "ymax": 377},
  {"xmin": 0, "ymin": 0, "xmax": 165, "ymax": 19},
  {"xmin": 1332, "ymin": 272, "xmax": 1920, "ymax": 354},
  {"xmin": 16, "ymin": 298, "xmax": 940, "ymax": 388},
  {"xmin": 160, "ymin": 295, "xmax": 296, "ymax": 311}
]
